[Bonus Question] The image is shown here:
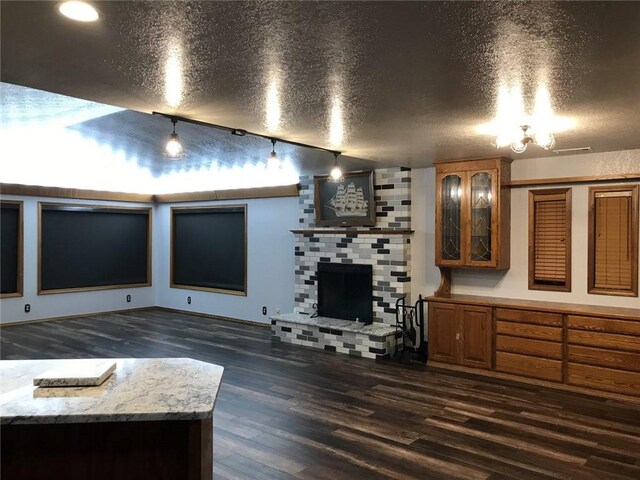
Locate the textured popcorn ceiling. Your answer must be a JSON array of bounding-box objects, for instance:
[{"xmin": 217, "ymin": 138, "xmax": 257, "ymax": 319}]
[{"xmin": 1, "ymin": 1, "xmax": 639, "ymax": 177}]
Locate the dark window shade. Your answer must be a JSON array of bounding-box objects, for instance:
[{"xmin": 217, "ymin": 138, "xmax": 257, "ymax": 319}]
[
  {"xmin": 171, "ymin": 206, "xmax": 246, "ymax": 294},
  {"xmin": 594, "ymin": 193, "xmax": 632, "ymax": 290},
  {"xmin": 40, "ymin": 205, "xmax": 150, "ymax": 292},
  {"xmin": 529, "ymin": 189, "xmax": 571, "ymax": 291},
  {"xmin": 1, "ymin": 202, "xmax": 21, "ymax": 295}
]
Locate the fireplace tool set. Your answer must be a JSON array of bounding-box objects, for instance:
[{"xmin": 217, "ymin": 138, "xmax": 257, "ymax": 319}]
[{"xmin": 394, "ymin": 295, "xmax": 428, "ymax": 364}]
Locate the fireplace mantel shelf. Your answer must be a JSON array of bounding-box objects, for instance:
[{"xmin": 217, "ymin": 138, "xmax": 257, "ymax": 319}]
[{"xmin": 291, "ymin": 228, "xmax": 413, "ymax": 235}]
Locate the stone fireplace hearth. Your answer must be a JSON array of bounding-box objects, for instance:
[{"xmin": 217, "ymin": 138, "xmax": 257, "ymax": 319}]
[{"xmin": 271, "ymin": 167, "xmax": 412, "ymax": 359}]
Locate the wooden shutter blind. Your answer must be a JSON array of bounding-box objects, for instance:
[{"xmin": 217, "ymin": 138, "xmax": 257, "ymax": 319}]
[
  {"xmin": 528, "ymin": 189, "xmax": 571, "ymax": 291},
  {"xmin": 594, "ymin": 192, "xmax": 632, "ymax": 289},
  {"xmin": 588, "ymin": 185, "xmax": 639, "ymax": 297}
]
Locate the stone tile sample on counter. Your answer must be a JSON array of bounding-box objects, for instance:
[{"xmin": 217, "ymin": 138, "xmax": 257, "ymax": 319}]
[
  {"xmin": 0, "ymin": 358, "xmax": 224, "ymax": 425},
  {"xmin": 33, "ymin": 359, "xmax": 117, "ymax": 387}
]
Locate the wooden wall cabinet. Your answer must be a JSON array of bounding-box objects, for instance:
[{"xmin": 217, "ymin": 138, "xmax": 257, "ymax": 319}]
[
  {"xmin": 427, "ymin": 295, "xmax": 640, "ymax": 401},
  {"xmin": 428, "ymin": 302, "xmax": 492, "ymax": 369},
  {"xmin": 435, "ymin": 157, "xmax": 512, "ymax": 269}
]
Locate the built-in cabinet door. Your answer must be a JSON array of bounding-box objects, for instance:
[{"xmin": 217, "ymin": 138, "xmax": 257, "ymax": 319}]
[
  {"xmin": 459, "ymin": 305, "xmax": 492, "ymax": 369},
  {"xmin": 435, "ymin": 173, "xmax": 464, "ymax": 267},
  {"xmin": 428, "ymin": 303, "xmax": 457, "ymax": 364},
  {"xmin": 428, "ymin": 303, "xmax": 493, "ymax": 369},
  {"xmin": 466, "ymin": 169, "xmax": 498, "ymax": 267}
]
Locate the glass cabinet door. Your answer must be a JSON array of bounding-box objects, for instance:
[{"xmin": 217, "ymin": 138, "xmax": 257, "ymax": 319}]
[
  {"xmin": 470, "ymin": 172, "xmax": 493, "ymax": 262},
  {"xmin": 441, "ymin": 175, "xmax": 462, "ymax": 261}
]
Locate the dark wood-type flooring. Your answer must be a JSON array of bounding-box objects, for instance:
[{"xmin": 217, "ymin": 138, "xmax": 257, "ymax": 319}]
[{"xmin": 2, "ymin": 308, "xmax": 640, "ymax": 479}]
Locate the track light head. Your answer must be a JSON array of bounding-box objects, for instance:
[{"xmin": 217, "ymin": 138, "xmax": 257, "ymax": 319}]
[
  {"xmin": 270, "ymin": 139, "xmax": 277, "ymax": 159},
  {"xmin": 164, "ymin": 118, "xmax": 184, "ymax": 158},
  {"xmin": 329, "ymin": 152, "xmax": 344, "ymax": 182}
]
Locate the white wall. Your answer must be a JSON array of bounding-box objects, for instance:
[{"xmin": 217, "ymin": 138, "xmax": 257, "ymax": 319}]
[
  {"xmin": 154, "ymin": 196, "xmax": 298, "ymax": 324},
  {"xmin": 412, "ymin": 149, "xmax": 640, "ymax": 310},
  {"xmin": 0, "ymin": 194, "xmax": 299, "ymax": 325},
  {"xmin": 0, "ymin": 196, "xmax": 155, "ymax": 324}
]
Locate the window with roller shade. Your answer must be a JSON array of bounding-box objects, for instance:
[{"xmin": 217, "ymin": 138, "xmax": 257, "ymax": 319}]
[
  {"xmin": 588, "ymin": 185, "xmax": 638, "ymax": 297},
  {"xmin": 171, "ymin": 205, "xmax": 247, "ymax": 295},
  {"xmin": 528, "ymin": 188, "xmax": 571, "ymax": 291},
  {"xmin": 1, "ymin": 201, "xmax": 23, "ymax": 297}
]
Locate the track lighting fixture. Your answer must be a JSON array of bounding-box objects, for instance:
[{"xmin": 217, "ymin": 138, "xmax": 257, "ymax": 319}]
[
  {"xmin": 152, "ymin": 111, "xmax": 341, "ymax": 164},
  {"xmin": 329, "ymin": 152, "xmax": 344, "ymax": 182},
  {"xmin": 164, "ymin": 118, "xmax": 184, "ymax": 158}
]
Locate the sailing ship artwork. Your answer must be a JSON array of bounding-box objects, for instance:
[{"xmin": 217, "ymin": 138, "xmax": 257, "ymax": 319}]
[
  {"xmin": 327, "ymin": 182, "xmax": 369, "ymax": 217},
  {"xmin": 314, "ymin": 170, "xmax": 375, "ymax": 226}
]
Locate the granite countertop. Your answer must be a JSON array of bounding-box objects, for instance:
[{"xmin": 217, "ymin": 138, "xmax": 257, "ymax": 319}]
[
  {"xmin": 0, "ymin": 358, "xmax": 224, "ymax": 425},
  {"xmin": 270, "ymin": 312, "xmax": 397, "ymax": 336}
]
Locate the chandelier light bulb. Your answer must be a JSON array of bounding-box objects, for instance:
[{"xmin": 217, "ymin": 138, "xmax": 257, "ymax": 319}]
[
  {"xmin": 511, "ymin": 139, "xmax": 528, "ymax": 154},
  {"xmin": 536, "ymin": 131, "xmax": 556, "ymax": 150}
]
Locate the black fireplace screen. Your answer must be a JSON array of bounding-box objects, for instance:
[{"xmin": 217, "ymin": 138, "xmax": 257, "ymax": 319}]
[{"xmin": 317, "ymin": 262, "xmax": 373, "ymax": 324}]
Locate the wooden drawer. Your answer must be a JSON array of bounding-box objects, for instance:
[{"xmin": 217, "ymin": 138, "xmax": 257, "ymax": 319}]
[
  {"xmin": 496, "ymin": 321, "xmax": 562, "ymax": 342},
  {"xmin": 495, "ymin": 308, "xmax": 562, "ymax": 327},
  {"xmin": 568, "ymin": 363, "xmax": 640, "ymax": 397},
  {"xmin": 496, "ymin": 352, "xmax": 562, "ymax": 382},
  {"xmin": 496, "ymin": 335, "xmax": 562, "ymax": 360},
  {"xmin": 568, "ymin": 345, "xmax": 640, "ymax": 372},
  {"xmin": 567, "ymin": 330, "xmax": 640, "ymax": 353},
  {"xmin": 567, "ymin": 315, "xmax": 640, "ymax": 336}
]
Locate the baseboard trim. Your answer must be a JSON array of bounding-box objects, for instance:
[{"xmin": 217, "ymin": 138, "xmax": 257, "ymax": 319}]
[
  {"xmin": 0, "ymin": 307, "xmax": 156, "ymax": 328},
  {"xmin": 155, "ymin": 307, "xmax": 270, "ymax": 329},
  {"xmin": 428, "ymin": 361, "xmax": 640, "ymax": 405},
  {"xmin": 0, "ymin": 306, "xmax": 270, "ymax": 330}
]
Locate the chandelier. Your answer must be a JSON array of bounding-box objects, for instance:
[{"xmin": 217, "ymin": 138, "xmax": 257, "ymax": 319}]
[
  {"xmin": 497, "ymin": 125, "xmax": 556, "ymax": 154},
  {"xmin": 478, "ymin": 84, "xmax": 574, "ymax": 154}
]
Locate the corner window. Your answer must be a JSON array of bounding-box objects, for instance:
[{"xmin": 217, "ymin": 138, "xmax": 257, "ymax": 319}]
[
  {"xmin": 588, "ymin": 185, "xmax": 638, "ymax": 297},
  {"xmin": 528, "ymin": 188, "xmax": 571, "ymax": 291}
]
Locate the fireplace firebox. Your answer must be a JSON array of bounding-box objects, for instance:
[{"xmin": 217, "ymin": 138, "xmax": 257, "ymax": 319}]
[{"xmin": 317, "ymin": 262, "xmax": 373, "ymax": 324}]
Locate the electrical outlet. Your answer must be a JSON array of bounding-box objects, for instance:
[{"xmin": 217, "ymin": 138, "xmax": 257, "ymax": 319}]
[
  {"xmin": 126, "ymin": 294, "xmax": 131, "ymax": 303},
  {"xmin": 24, "ymin": 304, "xmax": 31, "ymax": 313},
  {"xmin": 262, "ymin": 306, "xmax": 267, "ymax": 315},
  {"xmin": 187, "ymin": 296, "xmax": 191, "ymax": 305}
]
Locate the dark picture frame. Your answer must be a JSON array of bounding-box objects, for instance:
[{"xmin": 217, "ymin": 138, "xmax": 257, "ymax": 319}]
[{"xmin": 314, "ymin": 170, "xmax": 375, "ymax": 226}]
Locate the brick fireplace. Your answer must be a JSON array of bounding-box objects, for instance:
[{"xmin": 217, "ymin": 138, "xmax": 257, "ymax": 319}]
[{"xmin": 271, "ymin": 167, "xmax": 412, "ymax": 359}]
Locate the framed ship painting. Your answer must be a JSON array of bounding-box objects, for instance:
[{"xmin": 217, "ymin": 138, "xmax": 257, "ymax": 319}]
[{"xmin": 313, "ymin": 170, "xmax": 375, "ymax": 226}]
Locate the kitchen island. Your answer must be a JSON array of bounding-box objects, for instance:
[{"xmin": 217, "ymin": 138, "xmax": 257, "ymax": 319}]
[{"xmin": 0, "ymin": 357, "xmax": 224, "ymax": 480}]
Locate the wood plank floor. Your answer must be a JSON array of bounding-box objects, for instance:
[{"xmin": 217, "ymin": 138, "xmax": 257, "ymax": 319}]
[{"xmin": 2, "ymin": 308, "xmax": 639, "ymax": 480}]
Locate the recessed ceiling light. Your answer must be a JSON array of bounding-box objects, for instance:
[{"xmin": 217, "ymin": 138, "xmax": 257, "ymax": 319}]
[{"xmin": 58, "ymin": 1, "xmax": 99, "ymax": 22}]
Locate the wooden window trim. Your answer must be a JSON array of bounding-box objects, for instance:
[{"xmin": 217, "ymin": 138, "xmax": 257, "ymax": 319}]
[
  {"xmin": 0, "ymin": 200, "xmax": 24, "ymax": 298},
  {"xmin": 170, "ymin": 205, "xmax": 248, "ymax": 296},
  {"xmin": 528, "ymin": 188, "xmax": 572, "ymax": 292},
  {"xmin": 38, "ymin": 202, "xmax": 152, "ymax": 294},
  {"xmin": 588, "ymin": 185, "xmax": 639, "ymax": 297}
]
